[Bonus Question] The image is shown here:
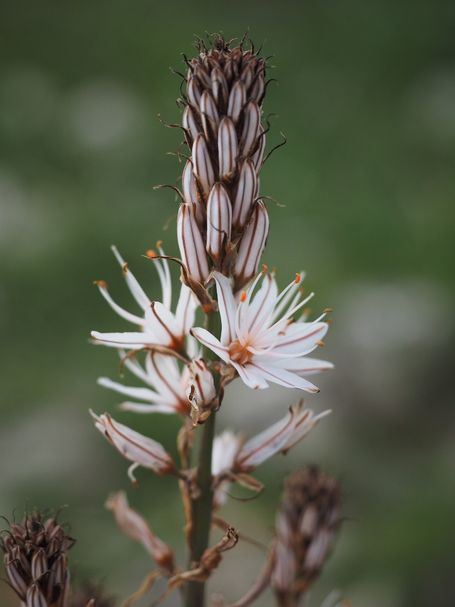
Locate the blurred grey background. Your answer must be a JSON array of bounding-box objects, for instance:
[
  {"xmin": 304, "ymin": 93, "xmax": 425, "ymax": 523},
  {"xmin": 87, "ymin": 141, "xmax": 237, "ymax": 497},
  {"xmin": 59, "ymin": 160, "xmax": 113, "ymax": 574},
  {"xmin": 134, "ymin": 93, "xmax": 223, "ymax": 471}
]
[{"xmin": 1, "ymin": 1, "xmax": 454, "ymax": 606}]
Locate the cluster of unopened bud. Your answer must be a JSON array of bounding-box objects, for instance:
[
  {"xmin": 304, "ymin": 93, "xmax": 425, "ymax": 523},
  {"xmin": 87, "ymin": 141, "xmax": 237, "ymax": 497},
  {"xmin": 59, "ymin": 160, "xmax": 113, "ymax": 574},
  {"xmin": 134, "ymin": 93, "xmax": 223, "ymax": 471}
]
[
  {"xmin": 1, "ymin": 512, "xmax": 73, "ymax": 607},
  {"xmin": 272, "ymin": 467, "xmax": 342, "ymax": 606},
  {"xmin": 177, "ymin": 37, "xmax": 269, "ymax": 293}
]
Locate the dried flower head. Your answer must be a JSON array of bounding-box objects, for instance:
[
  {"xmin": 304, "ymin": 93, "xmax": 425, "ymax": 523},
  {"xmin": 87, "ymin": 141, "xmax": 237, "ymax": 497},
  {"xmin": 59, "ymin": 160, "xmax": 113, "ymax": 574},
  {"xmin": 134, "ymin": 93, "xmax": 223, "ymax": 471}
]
[
  {"xmin": 1, "ymin": 511, "xmax": 74, "ymax": 607},
  {"xmin": 272, "ymin": 467, "xmax": 342, "ymax": 605}
]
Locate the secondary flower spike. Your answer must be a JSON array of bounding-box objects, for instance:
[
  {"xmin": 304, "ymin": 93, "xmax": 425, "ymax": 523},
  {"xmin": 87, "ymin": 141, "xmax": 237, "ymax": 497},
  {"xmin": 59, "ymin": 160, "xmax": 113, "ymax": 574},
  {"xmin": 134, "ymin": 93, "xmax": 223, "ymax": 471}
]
[
  {"xmin": 177, "ymin": 37, "xmax": 269, "ymax": 287},
  {"xmin": 272, "ymin": 467, "xmax": 342, "ymax": 605},
  {"xmin": 191, "ymin": 271, "xmax": 333, "ymax": 391},
  {"xmin": 1, "ymin": 512, "xmax": 74, "ymax": 607}
]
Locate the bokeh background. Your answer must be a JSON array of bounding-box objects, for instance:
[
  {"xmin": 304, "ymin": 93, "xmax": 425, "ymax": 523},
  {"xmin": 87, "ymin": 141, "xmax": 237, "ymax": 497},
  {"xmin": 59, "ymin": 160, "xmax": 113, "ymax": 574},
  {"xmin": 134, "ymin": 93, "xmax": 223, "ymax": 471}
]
[{"xmin": 1, "ymin": 1, "xmax": 454, "ymax": 605}]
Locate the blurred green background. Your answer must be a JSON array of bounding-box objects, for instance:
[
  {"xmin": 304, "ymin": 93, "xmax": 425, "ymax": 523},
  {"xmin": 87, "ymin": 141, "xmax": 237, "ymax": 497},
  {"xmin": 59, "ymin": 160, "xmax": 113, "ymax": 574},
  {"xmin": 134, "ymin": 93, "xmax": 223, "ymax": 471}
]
[{"xmin": 1, "ymin": 1, "xmax": 454, "ymax": 605}]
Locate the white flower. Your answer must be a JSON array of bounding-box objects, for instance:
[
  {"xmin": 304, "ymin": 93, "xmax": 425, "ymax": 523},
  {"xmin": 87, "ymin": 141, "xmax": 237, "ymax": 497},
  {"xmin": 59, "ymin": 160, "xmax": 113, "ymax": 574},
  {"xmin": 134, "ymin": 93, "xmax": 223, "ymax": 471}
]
[
  {"xmin": 90, "ymin": 410, "xmax": 176, "ymax": 482},
  {"xmin": 191, "ymin": 271, "xmax": 333, "ymax": 392},
  {"xmin": 98, "ymin": 350, "xmax": 191, "ymax": 415},
  {"xmin": 211, "ymin": 403, "xmax": 330, "ymax": 505},
  {"xmin": 235, "ymin": 403, "xmax": 330, "ymax": 471},
  {"xmin": 91, "ymin": 245, "xmax": 198, "ymax": 352},
  {"xmin": 212, "ymin": 430, "xmax": 242, "ymax": 477}
]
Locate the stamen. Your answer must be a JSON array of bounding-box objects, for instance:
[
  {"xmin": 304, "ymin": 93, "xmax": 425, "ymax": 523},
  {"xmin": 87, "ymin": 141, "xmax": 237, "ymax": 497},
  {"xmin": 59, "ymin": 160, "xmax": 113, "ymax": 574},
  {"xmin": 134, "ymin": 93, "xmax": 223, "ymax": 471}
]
[
  {"xmin": 240, "ymin": 291, "xmax": 247, "ymax": 302},
  {"xmin": 294, "ymin": 273, "xmax": 301, "ymax": 284},
  {"xmin": 146, "ymin": 249, "xmax": 157, "ymax": 258},
  {"xmin": 94, "ymin": 280, "xmax": 108, "ymax": 289},
  {"xmin": 261, "ymin": 264, "xmax": 268, "ymax": 273}
]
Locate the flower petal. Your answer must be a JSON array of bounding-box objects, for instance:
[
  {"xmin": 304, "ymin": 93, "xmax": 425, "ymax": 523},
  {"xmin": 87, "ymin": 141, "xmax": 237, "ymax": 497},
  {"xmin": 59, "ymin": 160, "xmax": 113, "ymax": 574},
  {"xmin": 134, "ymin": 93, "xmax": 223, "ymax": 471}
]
[
  {"xmin": 213, "ymin": 272, "xmax": 237, "ymax": 345},
  {"xmin": 249, "ymin": 362, "xmax": 321, "ymax": 393},
  {"xmin": 191, "ymin": 327, "xmax": 230, "ymax": 362}
]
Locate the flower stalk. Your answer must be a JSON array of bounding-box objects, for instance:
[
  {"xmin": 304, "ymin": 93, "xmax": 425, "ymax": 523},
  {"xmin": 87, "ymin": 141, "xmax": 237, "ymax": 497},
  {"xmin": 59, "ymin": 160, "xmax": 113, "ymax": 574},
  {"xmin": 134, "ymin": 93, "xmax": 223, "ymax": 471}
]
[{"xmin": 186, "ymin": 309, "xmax": 221, "ymax": 607}]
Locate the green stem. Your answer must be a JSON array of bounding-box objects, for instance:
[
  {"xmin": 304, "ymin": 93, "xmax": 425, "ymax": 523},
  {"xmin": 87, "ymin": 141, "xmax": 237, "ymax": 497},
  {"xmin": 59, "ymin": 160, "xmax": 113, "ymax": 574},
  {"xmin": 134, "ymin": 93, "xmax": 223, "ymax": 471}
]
[{"xmin": 185, "ymin": 312, "xmax": 220, "ymax": 607}]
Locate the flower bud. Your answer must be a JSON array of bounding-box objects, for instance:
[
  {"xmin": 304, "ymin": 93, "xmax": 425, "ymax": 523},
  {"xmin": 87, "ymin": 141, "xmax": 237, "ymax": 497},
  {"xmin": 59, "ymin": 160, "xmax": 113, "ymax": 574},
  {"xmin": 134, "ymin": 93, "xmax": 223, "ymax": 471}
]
[
  {"xmin": 211, "ymin": 67, "xmax": 228, "ymax": 106},
  {"xmin": 192, "ymin": 133, "xmax": 215, "ymax": 197},
  {"xmin": 227, "ymin": 80, "xmax": 246, "ymax": 123},
  {"xmin": 26, "ymin": 583, "xmax": 47, "ymax": 607},
  {"xmin": 252, "ymin": 128, "xmax": 266, "ymax": 171},
  {"xmin": 233, "ymin": 159, "xmax": 258, "ymax": 230},
  {"xmin": 218, "ymin": 117, "xmax": 238, "ymax": 179},
  {"xmin": 187, "ymin": 73, "xmax": 201, "ymax": 106},
  {"xmin": 200, "ymin": 90, "xmax": 219, "ymax": 139},
  {"xmin": 182, "ymin": 161, "xmax": 204, "ymax": 226},
  {"xmin": 187, "ymin": 358, "xmax": 217, "ymax": 409},
  {"xmin": 177, "ymin": 202, "xmax": 210, "ymax": 285},
  {"xmin": 241, "ymin": 101, "xmax": 261, "ymax": 157},
  {"xmin": 206, "ymin": 184, "xmax": 232, "ymax": 262},
  {"xmin": 183, "ymin": 105, "xmax": 200, "ymax": 144},
  {"xmin": 90, "ymin": 411, "xmax": 176, "ymax": 480},
  {"xmin": 1, "ymin": 512, "xmax": 74, "ymax": 606},
  {"xmin": 234, "ymin": 201, "xmax": 269, "ymax": 289}
]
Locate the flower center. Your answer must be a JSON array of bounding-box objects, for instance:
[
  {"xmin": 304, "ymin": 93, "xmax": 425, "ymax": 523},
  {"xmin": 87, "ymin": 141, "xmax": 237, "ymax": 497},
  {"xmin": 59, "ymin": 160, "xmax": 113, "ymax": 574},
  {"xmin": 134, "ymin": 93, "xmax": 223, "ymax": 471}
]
[{"xmin": 228, "ymin": 339, "xmax": 253, "ymax": 365}]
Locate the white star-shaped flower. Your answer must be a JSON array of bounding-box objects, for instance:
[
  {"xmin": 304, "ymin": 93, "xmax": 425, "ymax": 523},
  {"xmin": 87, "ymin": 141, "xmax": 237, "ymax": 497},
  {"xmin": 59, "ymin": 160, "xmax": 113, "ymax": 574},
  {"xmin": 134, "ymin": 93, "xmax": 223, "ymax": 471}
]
[
  {"xmin": 191, "ymin": 271, "xmax": 333, "ymax": 392},
  {"xmin": 91, "ymin": 245, "xmax": 198, "ymax": 353}
]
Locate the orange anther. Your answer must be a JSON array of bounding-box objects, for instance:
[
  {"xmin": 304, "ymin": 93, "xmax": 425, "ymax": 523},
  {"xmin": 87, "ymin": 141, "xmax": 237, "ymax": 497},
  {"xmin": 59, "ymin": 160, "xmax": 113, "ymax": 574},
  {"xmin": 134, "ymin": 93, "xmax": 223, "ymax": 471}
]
[
  {"xmin": 294, "ymin": 273, "xmax": 301, "ymax": 284},
  {"xmin": 240, "ymin": 291, "xmax": 247, "ymax": 302},
  {"xmin": 261, "ymin": 264, "xmax": 268, "ymax": 273},
  {"xmin": 156, "ymin": 240, "xmax": 163, "ymax": 249},
  {"xmin": 146, "ymin": 249, "xmax": 157, "ymax": 258},
  {"xmin": 94, "ymin": 279, "xmax": 107, "ymax": 289}
]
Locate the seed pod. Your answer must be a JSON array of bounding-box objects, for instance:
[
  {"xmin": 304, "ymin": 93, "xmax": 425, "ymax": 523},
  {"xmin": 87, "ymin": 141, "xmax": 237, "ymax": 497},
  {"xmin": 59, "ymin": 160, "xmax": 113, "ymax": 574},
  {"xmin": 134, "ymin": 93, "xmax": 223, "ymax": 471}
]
[
  {"xmin": 234, "ymin": 201, "xmax": 269, "ymax": 289},
  {"xmin": 206, "ymin": 184, "xmax": 232, "ymax": 262}
]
